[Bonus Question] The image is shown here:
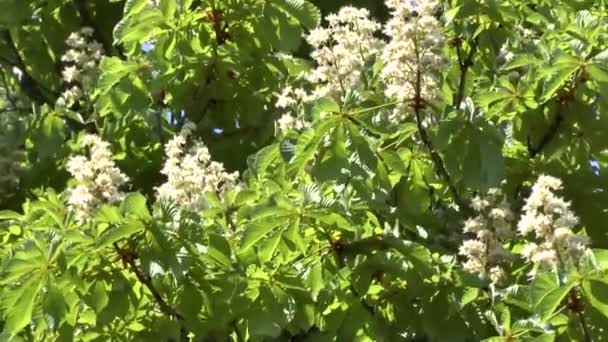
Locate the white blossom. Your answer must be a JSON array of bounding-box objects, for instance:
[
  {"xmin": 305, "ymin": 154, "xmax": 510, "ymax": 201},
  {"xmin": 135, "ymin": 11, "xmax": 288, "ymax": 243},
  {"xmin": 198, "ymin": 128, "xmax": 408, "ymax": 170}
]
[
  {"xmin": 380, "ymin": 0, "xmax": 447, "ymax": 122},
  {"xmin": 517, "ymin": 175, "xmax": 589, "ymax": 272},
  {"xmin": 157, "ymin": 123, "xmax": 239, "ymax": 212},
  {"xmin": 277, "ymin": 114, "xmax": 306, "ymax": 132},
  {"xmin": 276, "ymin": 86, "xmax": 299, "ymax": 109},
  {"xmin": 305, "ymin": 6, "xmax": 381, "ymax": 101},
  {"xmin": 459, "ymin": 189, "xmax": 514, "ymax": 284},
  {"xmin": 275, "ymin": 86, "xmax": 311, "ymax": 133},
  {"xmin": 57, "ymin": 27, "xmax": 104, "ymax": 108},
  {"xmin": 66, "ymin": 134, "xmax": 128, "ymax": 224}
]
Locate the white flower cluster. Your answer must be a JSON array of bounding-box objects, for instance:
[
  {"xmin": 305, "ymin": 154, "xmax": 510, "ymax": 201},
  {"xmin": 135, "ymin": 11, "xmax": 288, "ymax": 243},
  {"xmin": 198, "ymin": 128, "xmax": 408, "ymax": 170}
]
[
  {"xmin": 66, "ymin": 135, "xmax": 128, "ymax": 224},
  {"xmin": 275, "ymin": 86, "xmax": 309, "ymax": 132},
  {"xmin": 57, "ymin": 27, "xmax": 104, "ymax": 108},
  {"xmin": 517, "ymin": 175, "xmax": 588, "ymax": 271},
  {"xmin": 157, "ymin": 123, "xmax": 239, "ymax": 211},
  {"xmin": 305, "ymin": 6, "xmax": 382, "ymax": 101},
  {"xmin": 381, "ymin": 0, "xmax": 447, "ymax": 121},
  {"xmin": 459, "ymin": 189, "xmax": 514, "ymax": 284}
]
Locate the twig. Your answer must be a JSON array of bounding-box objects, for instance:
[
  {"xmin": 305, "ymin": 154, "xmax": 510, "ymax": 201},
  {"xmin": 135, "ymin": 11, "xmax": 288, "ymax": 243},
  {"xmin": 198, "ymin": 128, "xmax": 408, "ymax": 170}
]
[
  {"xmin": 326, "ymin": 235, "xmax": 377, "ymax": 315},
  {"xmin": 567, "ymin": 288, "xmax": 592, "ymax": 342},
  {"xmin": 413, "ymin": 57, "xmax": 471, "ymax": 215},
  {"xmin": 454, "ymin": 37, "xmax": 479, "ymax": 108},
  {"xmin": 578, "ymin": 310, "xmax": 592, "ymax": 342},
  {"xmin": 112, "ymin": 243, "xmax": 189, "ymax": 340},
  {"xmin": 527, "ymin": 109, "xmax": 563, "ymax": 158}
]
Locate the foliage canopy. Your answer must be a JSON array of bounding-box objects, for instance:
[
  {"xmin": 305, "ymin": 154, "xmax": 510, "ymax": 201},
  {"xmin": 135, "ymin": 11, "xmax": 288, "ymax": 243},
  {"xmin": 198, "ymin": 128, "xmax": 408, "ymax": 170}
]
[{"xmin": 1, "ymin": 0, "xmax": 608, "ymax": 341}]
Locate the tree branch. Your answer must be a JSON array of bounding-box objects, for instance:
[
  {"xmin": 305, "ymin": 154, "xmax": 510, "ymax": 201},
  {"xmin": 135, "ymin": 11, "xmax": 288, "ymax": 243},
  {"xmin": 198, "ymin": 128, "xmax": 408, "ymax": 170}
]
[
  {"xmin": 73, "ymin": 0, "xmax": 125, "ymax": 58},
  {"xmin": 337, "ymin": 236, "xmax": 414, "ymax": 258},
  {"xmin": 527, "ymin": 107, "xmax": 563, "ymax": 158},
  {"xmin": 413, "ymin": 63, "xmax": 472, "ymax": 215},
  {"xmin": 568, "ymin": 288, "xmax": 592, "ymax": 342},
  {"xmin": 454, "ymin": 37, "xmax": 479, "ymax": 108},
  {"xmin": 0, "ymin": 30, "xmax": 56, "ymax": 105},
  {"xmin": 113, "ymin": 243, "xmax": 189, "ymax": 340}
]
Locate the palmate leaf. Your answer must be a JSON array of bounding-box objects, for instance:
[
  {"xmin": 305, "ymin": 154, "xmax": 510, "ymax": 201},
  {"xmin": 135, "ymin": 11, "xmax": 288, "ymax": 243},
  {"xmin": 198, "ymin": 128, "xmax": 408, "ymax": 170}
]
[
  {"xmin": 540, "ymin": 53, "xmax": 581, "ymax": 103},
  {"xmin": 0, "ymin": 233, "xmax": 64, "ymax": 336}
]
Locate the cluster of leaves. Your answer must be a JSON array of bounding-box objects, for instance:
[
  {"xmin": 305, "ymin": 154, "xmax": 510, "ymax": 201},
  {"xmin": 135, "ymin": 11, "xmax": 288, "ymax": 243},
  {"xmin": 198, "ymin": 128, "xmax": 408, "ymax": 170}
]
[{"xmin": 1, "ymin": 0, "xmax": 608, "ymax": 341}]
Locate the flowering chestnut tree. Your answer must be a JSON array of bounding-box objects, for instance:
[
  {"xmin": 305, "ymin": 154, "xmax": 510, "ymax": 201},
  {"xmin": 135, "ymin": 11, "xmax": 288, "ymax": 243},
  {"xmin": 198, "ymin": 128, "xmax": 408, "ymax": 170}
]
[{"xmin": 1, "ymin": 0, "xmax": 608, "ymax": 341}]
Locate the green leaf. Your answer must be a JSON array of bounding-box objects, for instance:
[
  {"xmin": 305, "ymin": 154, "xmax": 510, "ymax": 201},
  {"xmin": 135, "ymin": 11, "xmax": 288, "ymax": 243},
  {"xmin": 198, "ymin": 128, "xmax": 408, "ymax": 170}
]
[
  {"xmin": 307, "ymin": 262, "xmax": 324, "ymax": 300},
  {"xmin": 88, "ymin": 281, "xmax": 109, "ymax": 313},
  {"xmin": 36, "ymin": 114, "xmax": 66, "ymax": 160},
  {"xmin": 311, "ymin": 97, "xmax": 340, "ymax": 118},
  {"xmin": 0, "ymin": 210, "xmax": 22, "ymax": 221},
  {"xmin": 113, "ymin": 8, "xmax": 165, "ymax": 51},
  {"xmin": 3, "ymin": 280, "xmax": 42, "ymax": 335},
  {"xmin": 460, "ymin": 288, "xmax": 480, "ymax": 307},
  {"xmin": 581, "ymin": 280, "xmax": 608, "ymax": 319},
  {"xmin": 347, "ymin": 121, "xmax": 377, "ymax": 172},
  {"xmin": 159, "ymin": 0, "xmax": 176, "ymax": 18},
  {"xmin": 277, "ymin": 0, "xmax": 321, "ymax": 29},
  {"xmin": 0, "ymin": 0, "xmax": 31, "ymax": 26},
  {"xmin": 207, "ymin": 234, "xmax": 233, "ymax": 269},
  {"xmin": 239, "ymin": 216, "xmax": 291, "ymax": 255},
  {"xmin": 249, "ymin": 143, "xmax": 280, "ymax": 178},
  {"xmin": 120, "ymin": 193, "xmax": 151, "ymax": 221},
  {"xmin": 502, "ymin": 54, "xmax": 539, "ymax": 70},
  {"xmin": 96, "ymin": 58, "xmax": 140, "ymax": 96},
  {"xmin": 460, "ymin": 125, "xmax": 505, "ymax": 191},
  {"xmin": 587, "ymin": 64, "xmax": 608, "ymax": 83},
  {"xmin": 287, "ymin": 117, "xmax": 336, "ymax": 176},
  {"xmin": 96, "ymin": 219, "xmax": 145, "ymax": 249},
  {"xmin": 381, "ymin": 150, "xmax": 408, "ymax": 175},
  {"xmin": 258, "ymin": 231, "xmax": 282, "ymax": 263},
  {"xmin": 96, "ymin": 205, "xmax": 122, "ymax": 224},
  {"xmin": 270, "ymin": 6, "xmax": 302, "ymax": 52},
  {"xmin": 530, "ymin": 333, "xmax": 556, "ymax": 342},
  {"xmin": 530, "ymin": 272, "xmax": 575, "ymax": 322},
  {"xmin": 540, "ymin": 55, "xmax": 580, "ymax": 102},
  {"xmin": 43, "ymin": 284, "xmax": 68, "ymax": 330},
  {"xmin": 122, "ymin": 0, "xmax": 148, "ymax": 17},
  {"xmin": 592, "ymin": 249, "xmax": 608, "ymax": 269}
]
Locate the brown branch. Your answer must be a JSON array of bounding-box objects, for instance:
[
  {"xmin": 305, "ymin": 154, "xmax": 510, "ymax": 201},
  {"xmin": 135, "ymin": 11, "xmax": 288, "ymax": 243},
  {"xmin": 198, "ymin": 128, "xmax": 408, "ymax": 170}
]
[{"xmin": 112, "ymin": 243, "xmax": 189, "ymax": 340}]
